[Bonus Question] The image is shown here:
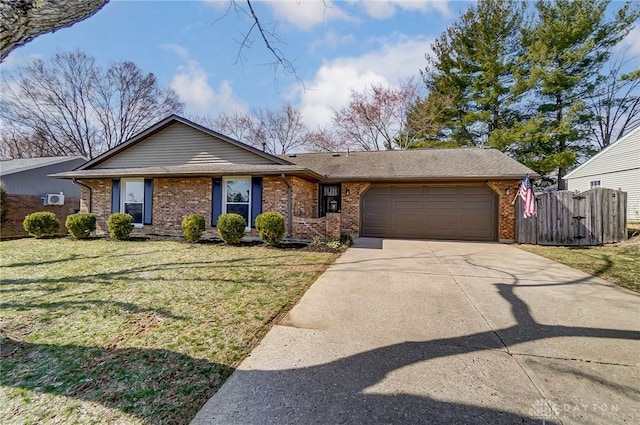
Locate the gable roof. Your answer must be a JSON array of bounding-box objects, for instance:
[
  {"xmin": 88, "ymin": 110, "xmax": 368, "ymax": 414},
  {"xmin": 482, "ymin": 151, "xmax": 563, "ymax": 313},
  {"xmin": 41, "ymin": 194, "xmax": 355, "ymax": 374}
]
[
  {"xmin": 564, "ymin": 125, "xmax": 640, "ymax": 180},
  {"xmin": 51, "ymin": 115, "xmax": 535, "ymax": 182},
  {"xmin": 76, "ymin": 115, "xmax": 293, "ymax": 171},
  {"xmin": 281, "ymin": 148, "xmax": 536, "ymax": 181},
  {"xmin": 0, "ymin": 156, "xmax": 86, "ymax": 176}
]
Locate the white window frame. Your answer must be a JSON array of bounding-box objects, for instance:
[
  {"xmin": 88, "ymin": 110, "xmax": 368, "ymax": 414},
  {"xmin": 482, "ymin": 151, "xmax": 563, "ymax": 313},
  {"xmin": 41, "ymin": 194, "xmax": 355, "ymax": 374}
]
[
  {"xmin": 121, "ymin": 178, "xmax": 145, "ymax": 228},
  {"xmin": 222, "ymin": 176, "xmax": 251, "ymax": 231},
  {"xmin": 590, "ymin": 180, "xmax": 601, "ymax": 188}
]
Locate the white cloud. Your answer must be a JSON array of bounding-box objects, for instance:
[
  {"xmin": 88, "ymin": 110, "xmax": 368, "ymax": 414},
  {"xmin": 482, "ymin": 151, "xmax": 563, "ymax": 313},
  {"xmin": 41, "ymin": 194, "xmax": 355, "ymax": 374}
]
[
  {"xmin": 308, "ymin": 30, "xmax": 355, "ymax": 53},
  {"xmin": 619, "ymin": 26, "xmax": 640, "ymax": 57},
  {"xmin": 164, "ymin": 44, "xmax": 247, "ymax": 115},
  {"xmin": 297, "ymin": 35, "xmax": 432, "ymax": 128},
  {"xmin": 358, "ymin": 0, "xmax": 450, "ymax": 19},
  {"xmin": 266, "ymin": 0, "xmax": 352, "ymax": 31},
  {"xmin": 161, "ymin": 43, "xmax": 190, "ymax": 60}
]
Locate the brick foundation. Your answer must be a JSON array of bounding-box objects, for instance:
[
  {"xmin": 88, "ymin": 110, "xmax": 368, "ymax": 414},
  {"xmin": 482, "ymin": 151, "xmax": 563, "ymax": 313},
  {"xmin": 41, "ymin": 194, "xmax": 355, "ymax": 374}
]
[{"xmin": 1, "ymin": 194, "xmax": 80, "ymax": 237}]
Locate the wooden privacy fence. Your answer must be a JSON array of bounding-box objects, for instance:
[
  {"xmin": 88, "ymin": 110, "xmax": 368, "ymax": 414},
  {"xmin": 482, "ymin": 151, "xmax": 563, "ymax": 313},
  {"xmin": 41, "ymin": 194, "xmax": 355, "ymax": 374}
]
[{"xmin": 517, "ymin": 188, "xmax": 627, "ymax": 245}]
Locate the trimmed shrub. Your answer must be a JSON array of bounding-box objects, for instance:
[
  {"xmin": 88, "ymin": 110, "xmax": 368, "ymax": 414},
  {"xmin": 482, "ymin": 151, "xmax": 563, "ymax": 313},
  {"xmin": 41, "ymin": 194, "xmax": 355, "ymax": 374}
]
[
  {"xmin": 23, "ymin": 211, "xmax": 60, "ymax": 238},
  {"xmin": 107, "ymin": 213, "xmax": 134, "ymax": 240},
  {"xmin": 66, "ymin": 213, "xmax": 96, "ymax": 239},
  {"xmin": 255, "ymin": 211, "xmax": 285, "ymax": 246},
  {"xmin": 181, "ymin": 213, "xmax": 206, "ymax": 242},
  {"xmin": 217, "ymin": 213, "xmax": 246, "ymax": 244}
]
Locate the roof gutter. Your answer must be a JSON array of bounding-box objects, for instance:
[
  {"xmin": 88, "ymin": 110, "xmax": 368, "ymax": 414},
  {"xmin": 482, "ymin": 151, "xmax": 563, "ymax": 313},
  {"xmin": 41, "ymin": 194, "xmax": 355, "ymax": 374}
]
[
  {"xmin": 280, "ymin": 174, "xmax": 292, "ymax": 238},
  {"xmin": 72, "ymin": 179, "xmax": 92, "ymax": 212}
]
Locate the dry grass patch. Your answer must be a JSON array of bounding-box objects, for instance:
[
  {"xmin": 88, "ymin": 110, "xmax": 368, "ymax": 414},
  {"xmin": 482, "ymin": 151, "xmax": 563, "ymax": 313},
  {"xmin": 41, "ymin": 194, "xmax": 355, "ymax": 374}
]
[
  {"xmin": 518, "ymin": 238, "xmax": 639, "ymax": 293},
  {"xmin": 0, "ymin": 238, "xmax": 339, "ymax": 424}
]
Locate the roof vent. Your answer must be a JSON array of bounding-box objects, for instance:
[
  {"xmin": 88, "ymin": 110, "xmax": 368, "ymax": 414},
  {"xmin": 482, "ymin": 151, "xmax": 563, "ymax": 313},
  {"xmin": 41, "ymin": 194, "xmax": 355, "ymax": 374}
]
[
  {"xmin": 288, "ymin": 154, "xmax": 297, "ymax": 157},
  {"xmin": 332, "ymin": 153, "xmax": 340, "ymax": 157}
]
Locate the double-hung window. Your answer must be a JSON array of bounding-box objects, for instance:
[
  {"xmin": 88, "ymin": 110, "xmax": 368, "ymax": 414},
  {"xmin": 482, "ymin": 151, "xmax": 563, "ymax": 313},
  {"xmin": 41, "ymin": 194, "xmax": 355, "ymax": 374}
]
[{"xmin": 224, "ymin": 177, "xmax": 251, "ymax": 230}]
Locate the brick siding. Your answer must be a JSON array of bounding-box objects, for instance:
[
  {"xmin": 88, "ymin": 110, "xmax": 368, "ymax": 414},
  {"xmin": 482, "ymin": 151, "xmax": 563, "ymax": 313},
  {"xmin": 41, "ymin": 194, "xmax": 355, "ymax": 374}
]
[
  {"xmin": 292, "ymin": 213, "xmax": 341, "ymax": 240},
  {"xmin": 148, "ymin": 178, "xmax": 212, "ymax": 235},
  {"xmin": 79, "ymin": 179, "xmax": 111, "ymax": 234},
  {"xmin": 1, "ymin": 194, "xmax": 80, "ymax": 237},
  {"xmin": 76, "ymin": 176, "xmax": 520, "ymax": 242},
  {"xmin": 487, "ymin": 180, "xmax": 520, "ymax": 241},
  {"xmin": 340, "ymin": 182, "xmax": 371, "ymax": 235}
]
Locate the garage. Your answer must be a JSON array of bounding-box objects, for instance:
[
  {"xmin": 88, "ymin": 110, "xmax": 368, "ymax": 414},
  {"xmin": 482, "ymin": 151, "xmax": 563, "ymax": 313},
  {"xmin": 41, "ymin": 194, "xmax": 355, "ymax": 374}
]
[{"xmin": 361, "ymin": 185, "xmax": 497, "ymax": 241}]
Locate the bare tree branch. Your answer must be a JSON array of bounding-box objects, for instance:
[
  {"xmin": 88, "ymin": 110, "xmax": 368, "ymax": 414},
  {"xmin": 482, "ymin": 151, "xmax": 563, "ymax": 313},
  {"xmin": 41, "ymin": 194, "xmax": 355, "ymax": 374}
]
[
  {"xmin": 0, "ymin": 50, "xmax": 183, "ymax": 158},
  {"xmin": 585, "ymin": 50, "xmax": 640, "ymax": 149},
  {"xmin": 0, "ymin": 0, "xmax": 109, "ymax": 62}
]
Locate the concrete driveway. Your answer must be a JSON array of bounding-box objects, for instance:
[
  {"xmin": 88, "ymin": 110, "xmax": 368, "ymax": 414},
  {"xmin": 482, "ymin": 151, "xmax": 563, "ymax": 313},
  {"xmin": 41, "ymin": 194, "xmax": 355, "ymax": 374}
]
[{"xmin": 192, "ymin": 239, "xmax": 640, "ymax": 425}]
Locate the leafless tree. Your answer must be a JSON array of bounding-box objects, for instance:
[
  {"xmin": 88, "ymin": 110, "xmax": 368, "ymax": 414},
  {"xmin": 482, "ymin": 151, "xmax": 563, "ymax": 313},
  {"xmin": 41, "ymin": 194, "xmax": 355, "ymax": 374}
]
[
  {"xmin": 332, "ymin": 81, "xmax": 421, "ymax": 151},
  {"xmin": 303, "ymin": 128, "xmax": 346, "ymax": 152},
  {"xmin": 253, "ymin": 103, "xmax": 308, "ymax": 154},
  {"xmin": 585, "ymin": 52, "xmax": 640, "ymax": 149},
  {"xmin": 92, "ymin": 60, "xmax": 184, "ymax": 151},
  {"xmin": 0, "ymin": 0, "xmax": 109, "ymax": 62},
  {"xmin": 0, "ymin": 127, "xmax": 58, "ymax": 159},
  {"xmin": 0, "ymin": 50, "xmax": 183, "ymax": 158},
  {"xmin": 193, "ymin": 111, "xmax": 259, "ymax": 147}
]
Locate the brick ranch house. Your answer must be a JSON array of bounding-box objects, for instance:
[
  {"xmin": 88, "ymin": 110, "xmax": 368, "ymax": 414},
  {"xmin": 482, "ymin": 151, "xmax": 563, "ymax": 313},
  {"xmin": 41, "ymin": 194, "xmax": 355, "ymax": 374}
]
[{"xmin": 53, "ymin": 115, "xmax": 535, "ymax": 242}]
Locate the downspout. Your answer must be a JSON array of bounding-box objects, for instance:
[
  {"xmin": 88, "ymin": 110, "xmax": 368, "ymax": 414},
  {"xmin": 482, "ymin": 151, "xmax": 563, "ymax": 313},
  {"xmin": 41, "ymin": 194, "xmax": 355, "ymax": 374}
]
[
  {"xmin": 280, "ymin": 174, "xmax": 292, "ymax": 238},
  {"xmin": 72, "ymin": 179, "xmax": 92, "ymax": 212}
]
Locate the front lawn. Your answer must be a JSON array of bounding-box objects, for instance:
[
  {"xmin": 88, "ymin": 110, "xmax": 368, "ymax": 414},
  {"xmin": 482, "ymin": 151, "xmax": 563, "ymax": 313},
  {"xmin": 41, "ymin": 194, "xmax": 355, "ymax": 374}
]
[
  {"xmin": 0, "ymin": 238, "xmax": 339, "ymax": 424},
  {"xmin": 518, "ymin": 240, "xmax": 640, "ymax": 293}
]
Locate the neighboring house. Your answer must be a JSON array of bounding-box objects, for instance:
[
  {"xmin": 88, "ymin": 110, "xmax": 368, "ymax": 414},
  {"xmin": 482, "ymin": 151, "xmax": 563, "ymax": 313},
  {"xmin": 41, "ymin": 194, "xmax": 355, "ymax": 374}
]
[
  {"xmin": 564, "ymin": 125, "xmax": 640, "ymax": 223},
  {"xmin": 0, "ymin": 156, "xmax": 86, "ymax": 236},
  {"xmin": 53, "ymin": 115, "xmax": 535, "ymax": 242}
]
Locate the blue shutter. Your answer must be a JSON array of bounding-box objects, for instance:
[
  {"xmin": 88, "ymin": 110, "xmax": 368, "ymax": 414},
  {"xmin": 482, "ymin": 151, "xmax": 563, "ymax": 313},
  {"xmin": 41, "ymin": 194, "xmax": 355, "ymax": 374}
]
[
  {"xmin": 111, "ymin": 180, "xmax": 120, "ymax": 214},
  {"xmin": 212, "ymin": 178, "xmax": 222, "ymax": 226},
  {"xmin": 251, "ymin": 177, "xmax": 262, "ymax": 227},
  {"xmin": 143, "ymin": 179, "xmax": 153, "ymax": 225}
]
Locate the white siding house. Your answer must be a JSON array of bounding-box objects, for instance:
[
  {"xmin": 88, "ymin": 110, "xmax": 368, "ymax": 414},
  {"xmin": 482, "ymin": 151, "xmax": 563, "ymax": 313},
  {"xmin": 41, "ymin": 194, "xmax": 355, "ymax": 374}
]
[{"xmin": 564, "ymin": 126, "xmax": 640, "ymax": 223}]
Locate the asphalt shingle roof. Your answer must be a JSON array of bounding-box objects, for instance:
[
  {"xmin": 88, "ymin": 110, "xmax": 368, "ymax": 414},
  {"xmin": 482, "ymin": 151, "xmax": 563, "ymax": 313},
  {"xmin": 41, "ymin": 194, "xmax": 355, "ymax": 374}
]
[
  {"xmin": 0, "ymin": 156, "xmax": 85, "ymax": 176},
  {"xmin": 51, "ymin": 163, "xmax": 323, "ymax": 180},
  {"xmin": 280, "ymin": 148, "xmax": 535, "ymax": 181}
]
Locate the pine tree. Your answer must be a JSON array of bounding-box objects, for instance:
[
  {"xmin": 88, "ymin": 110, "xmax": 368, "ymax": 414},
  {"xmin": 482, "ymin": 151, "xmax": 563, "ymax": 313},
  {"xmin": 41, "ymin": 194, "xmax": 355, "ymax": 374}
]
[
  {"xmin": 413, "ymin": 0, "xmax": 524, "ymax": 146},
  {"xmin": 491, "ymin": 0, "xmax": 639, "ymax": 188}
]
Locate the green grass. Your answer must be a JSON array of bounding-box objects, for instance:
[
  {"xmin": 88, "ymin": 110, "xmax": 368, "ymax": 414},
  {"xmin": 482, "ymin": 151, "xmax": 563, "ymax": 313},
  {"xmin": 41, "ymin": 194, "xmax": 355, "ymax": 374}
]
[
  {"xmin": 518, "ymin": 242, "xmax": 640, "ymax": 293},
  {"xmin": 0, "ymin": 238, "xmax": 339, "ymax": 424}
]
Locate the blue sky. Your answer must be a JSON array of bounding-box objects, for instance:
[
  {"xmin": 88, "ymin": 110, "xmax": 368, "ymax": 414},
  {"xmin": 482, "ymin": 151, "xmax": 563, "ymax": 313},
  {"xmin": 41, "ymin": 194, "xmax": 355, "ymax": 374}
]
[{"xmin": 2, "ymin": 0, "xmax": 639, "ymax": 130}]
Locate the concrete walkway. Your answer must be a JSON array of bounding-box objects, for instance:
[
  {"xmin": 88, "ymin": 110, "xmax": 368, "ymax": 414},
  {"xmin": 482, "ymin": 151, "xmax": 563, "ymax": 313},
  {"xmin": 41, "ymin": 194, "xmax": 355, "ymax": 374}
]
[{"xmin": 192, "ymin": 239, "xmax": 640, "ymax": 425}]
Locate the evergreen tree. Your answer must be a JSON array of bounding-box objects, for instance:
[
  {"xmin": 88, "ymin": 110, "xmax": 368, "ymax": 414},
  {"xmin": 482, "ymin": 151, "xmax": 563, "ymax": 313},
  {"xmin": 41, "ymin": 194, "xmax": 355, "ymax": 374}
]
[
  {"xmin": 489, "ymin": 0, "xmax": 639, "ymax": 188},
  {"xmin": 413, "ymin": 0, "xmax": 524, "ymax": 146}
]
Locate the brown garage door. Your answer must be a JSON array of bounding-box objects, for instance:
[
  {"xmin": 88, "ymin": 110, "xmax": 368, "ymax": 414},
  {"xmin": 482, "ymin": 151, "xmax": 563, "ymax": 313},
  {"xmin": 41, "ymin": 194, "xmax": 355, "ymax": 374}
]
[{"xmin": 361, "ymin": 185, "xmax": 497, "ymax": 241}]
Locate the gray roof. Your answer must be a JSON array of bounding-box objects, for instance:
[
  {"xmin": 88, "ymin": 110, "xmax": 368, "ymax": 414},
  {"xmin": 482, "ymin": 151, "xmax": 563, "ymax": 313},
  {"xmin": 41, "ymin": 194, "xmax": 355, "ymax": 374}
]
[
  {"xmin": 281, "ymin": 148, "xmax": 536, "ymax": 181},
  {"xmin": 51, "ymin": 163, "xmax": 324, "ymax": 180},
  {"xmin": 0, "ymin": 156, "xmax": 86, "ymax": 176}
]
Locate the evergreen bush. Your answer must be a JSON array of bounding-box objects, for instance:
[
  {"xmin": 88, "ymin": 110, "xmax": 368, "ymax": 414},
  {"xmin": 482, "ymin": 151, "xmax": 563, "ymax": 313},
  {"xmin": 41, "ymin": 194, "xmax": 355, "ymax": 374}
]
[
  {"xmin": 216, "ymin": 213, "xmax": 246, "ymax": 244},
  {"xmin": 181, "ymin": 213, "xmax": 206, "ymax": 242},
  {"xmin": 255, "ymin": 211, "xmax": 285, "ymax": 246},
  {"xmin": 107, "ymin": 213, "xmax": 134, "ymax": 240},
  {"xmin": 23, "ymin": 211, "xmax": 60, "ymax": 238},
  {"xmin": 65, "ymin": 213, "xmax": 96, "ymax": 239}
]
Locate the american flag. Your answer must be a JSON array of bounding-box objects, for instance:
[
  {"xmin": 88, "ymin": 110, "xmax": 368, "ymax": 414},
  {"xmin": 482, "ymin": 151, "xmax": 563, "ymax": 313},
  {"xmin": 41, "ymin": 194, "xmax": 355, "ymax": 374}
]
[{"xmin": 519, "ymin": 174, "xmax": 536, "ymax": 218}]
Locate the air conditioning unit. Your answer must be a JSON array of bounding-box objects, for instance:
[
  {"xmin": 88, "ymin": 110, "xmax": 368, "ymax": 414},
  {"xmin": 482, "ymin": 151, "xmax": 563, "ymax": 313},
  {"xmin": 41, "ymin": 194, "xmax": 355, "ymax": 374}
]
[{"xmin": 44, "ymin": 192, "xmax": 65, "ymax": 206}]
